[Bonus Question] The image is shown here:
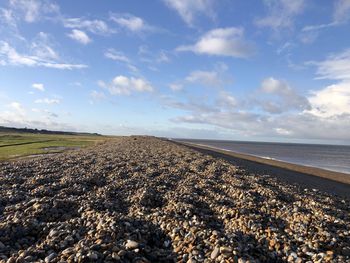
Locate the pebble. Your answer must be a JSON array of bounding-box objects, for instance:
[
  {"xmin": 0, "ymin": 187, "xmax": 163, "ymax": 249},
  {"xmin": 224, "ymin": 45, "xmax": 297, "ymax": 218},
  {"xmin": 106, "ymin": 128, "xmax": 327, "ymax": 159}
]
[
  {"xmin": 0, "ymin": 136, "xmax": 348, "ymax": 262},
  {"xmin": 220, "ymin": 246, "xmax": 232, "ymax": 254},
  {"xmin": 210, "ymin": 246, "xmax": 220, "ymax": 259},
  {"xmin": 44, "ymin": 253, "xmax": 56, "ymax": 263},
  {"xmin": 125, "ymin": 240, "xmax": 139, "ymax": 250}
]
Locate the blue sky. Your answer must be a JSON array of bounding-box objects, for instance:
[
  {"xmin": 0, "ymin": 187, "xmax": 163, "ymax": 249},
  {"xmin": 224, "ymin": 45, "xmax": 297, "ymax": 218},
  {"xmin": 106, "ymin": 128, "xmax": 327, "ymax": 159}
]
[{"xmin": 1, "ymin": 0, "xmax": 350, "ymax": 144}]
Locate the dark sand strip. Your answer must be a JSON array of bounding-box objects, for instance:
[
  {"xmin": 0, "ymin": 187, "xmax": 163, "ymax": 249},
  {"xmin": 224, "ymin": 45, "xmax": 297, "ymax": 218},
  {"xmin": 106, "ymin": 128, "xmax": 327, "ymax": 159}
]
[{"xmin": 174, "ymin": 140, "xmax": 350, "ymax": 198}]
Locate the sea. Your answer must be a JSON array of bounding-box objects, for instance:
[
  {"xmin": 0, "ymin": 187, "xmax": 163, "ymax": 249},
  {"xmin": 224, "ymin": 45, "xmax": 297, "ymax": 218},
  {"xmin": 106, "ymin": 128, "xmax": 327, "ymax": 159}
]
[{"xmin": 175, "ymin": 139, "xmax": 350, "ymax": 174}]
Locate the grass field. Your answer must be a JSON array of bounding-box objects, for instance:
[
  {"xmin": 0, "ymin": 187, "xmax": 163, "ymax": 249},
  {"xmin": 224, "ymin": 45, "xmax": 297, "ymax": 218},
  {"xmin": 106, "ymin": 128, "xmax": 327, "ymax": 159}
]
[{"xmin": 0, "ymin": 132, "xmax": 107, "ymax": 161}]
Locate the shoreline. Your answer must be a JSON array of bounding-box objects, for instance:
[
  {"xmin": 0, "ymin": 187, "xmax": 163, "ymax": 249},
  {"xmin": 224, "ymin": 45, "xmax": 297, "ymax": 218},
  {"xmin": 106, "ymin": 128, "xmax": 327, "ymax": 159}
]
[{"xmin": 174, "ymin": 140, "xmax": 350, "ymax": 198}]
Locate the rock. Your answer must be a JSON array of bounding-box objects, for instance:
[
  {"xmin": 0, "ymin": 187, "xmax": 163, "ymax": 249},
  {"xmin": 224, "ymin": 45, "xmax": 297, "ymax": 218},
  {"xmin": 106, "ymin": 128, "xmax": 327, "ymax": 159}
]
[
  {"xmin": 211, "ymin": 246, "xmax": 220, "ymax": 259},
  {"xmin": 61, "ymin": 247, "xmax": 74, "ymax": 255},
  {"xmin": 6, "ymin": 257, "xmax": 15, "ymax": 263},
  {"xmin": 111, "ymin": 252, "xmax": 120, "ymax": 260},
  {"xmin": 88, "ymin": 251, "xmax": 98, "ymax": 260},
  {"xmin": 33, "ymin": 203, "xmax": 42, "ymax": 210},
  {"xmin": 44, "ymin": 253, "xmax": 56, "ymax": 263},
  {"xmin": 220, "ymin": 246, "xmax": 233, "ymax": 254},
  {"xmin": 126, "ymin": 240, "xmax": 139, "ymax": 250},
  {"xmin": 342, "ymin": 247, "xmax": 350, "ymax": 256}
]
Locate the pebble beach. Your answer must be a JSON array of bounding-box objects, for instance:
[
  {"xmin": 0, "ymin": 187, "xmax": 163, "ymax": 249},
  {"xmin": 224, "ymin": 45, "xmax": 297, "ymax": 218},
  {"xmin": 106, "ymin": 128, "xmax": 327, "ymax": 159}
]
[{"xmin": 0, "ymin": 136, "xmax": 349, "ymax": 263}]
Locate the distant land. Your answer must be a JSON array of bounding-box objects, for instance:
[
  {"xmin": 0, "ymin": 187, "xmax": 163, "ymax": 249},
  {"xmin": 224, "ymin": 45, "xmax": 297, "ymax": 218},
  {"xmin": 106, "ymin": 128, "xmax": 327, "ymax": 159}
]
[{"xmin": 0, "ymin": 126, "xmax": 101, "ymax": 136}]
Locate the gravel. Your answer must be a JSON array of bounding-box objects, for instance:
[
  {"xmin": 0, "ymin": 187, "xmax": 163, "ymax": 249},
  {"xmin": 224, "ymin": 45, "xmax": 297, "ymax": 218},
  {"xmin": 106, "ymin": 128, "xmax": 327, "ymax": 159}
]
[{"xmin": 0, "ymin": 136, "xmax": 349, "ymax": 262}]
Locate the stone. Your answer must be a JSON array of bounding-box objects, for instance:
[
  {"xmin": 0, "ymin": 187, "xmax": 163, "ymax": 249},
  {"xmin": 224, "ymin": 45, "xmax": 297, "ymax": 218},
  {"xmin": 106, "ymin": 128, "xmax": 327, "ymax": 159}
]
[
  {"xmin": 211, "ymin": 246, "xmax": 220, "ymax": 259},
  {"xmin": 126, "ymin": 240, "xmax": 139, "ymax": 250},
  {"xmin": 61, "ymin": 247, "xmax": 74, "ymax": 255},
  {"xmin": 220, "ymin": 246, "xmax": 233, "ymax": 254},
  {"xmin": 342, "ymin": 247, "xmax": 350, "ymax": 256},
  {"xmin": 111, "ymin": 252, "xmax": 120, "ymax": 260},
  {"xmin": 6, "ymin": 257, "xmax": 15, "ymax": 263},
  {"xmin": 44, "ymin": 253, "xmax": 56, "ymax": 263},
  {"xmin": 88, "ymin": 252, "xmax": 98, "ymax": 260}
]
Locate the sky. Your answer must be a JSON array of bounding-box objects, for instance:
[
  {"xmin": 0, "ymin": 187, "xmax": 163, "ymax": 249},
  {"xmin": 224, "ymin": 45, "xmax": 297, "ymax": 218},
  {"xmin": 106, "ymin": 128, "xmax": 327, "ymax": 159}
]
[{"xmin": 0, "ymin": 0, "xmax": 350, "ymax": 144}]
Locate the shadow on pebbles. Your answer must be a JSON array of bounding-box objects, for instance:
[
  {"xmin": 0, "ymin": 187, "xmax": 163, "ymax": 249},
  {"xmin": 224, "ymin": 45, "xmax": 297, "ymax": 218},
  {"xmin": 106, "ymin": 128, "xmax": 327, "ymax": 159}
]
[{"xmin": 0, "ymin": 136, "xmax": 349, "ymax": 262}]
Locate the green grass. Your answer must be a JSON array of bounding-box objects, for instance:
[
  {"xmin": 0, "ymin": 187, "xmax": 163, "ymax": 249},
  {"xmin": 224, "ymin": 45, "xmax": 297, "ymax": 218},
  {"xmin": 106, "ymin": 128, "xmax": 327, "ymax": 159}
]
[{"xmin": 0, "ymin": 132, "xmax": 107, "ymax": 161}]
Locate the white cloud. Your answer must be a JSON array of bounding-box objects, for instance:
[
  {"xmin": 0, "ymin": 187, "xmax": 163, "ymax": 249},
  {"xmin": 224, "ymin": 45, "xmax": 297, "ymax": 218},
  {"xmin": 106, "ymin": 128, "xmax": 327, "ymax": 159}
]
[
  {"xmin": 171, "ymin": 102, "xmax": 350, "ymax": 141},
  {"xmin": 1, "ymin": 103, "xmax": 74, "ymax": 132},
  {"xmin": 104, "ymin": 49, "xmax": 138, "ymax": 72},
  {"xmin": 40, "ymin": 62, "xmax": 87, "ymax": 70},
  {"xmin": 301, "ymin": 0, "xmax": 350, "ymax": 38},
  {"xmin": 177, "ymin": 27, "xmax": 254, "ymax": 58},
  {"xmin": 62, "ymin": 17, "xmax": 111, "ymax": 34},
  {"xmin": 164, "ymin": 95, "xmax": 218, "ymax": 113},
  {"xmin": 169, "ymin": 83, "xmax": 183, "ymax": 91},
  {"xmin": 30, "ymin": 32, "xmax": 59, "ymax": 60},
  {"xmin": 165, "ymin": 70, "xmax": 350, "ymax": 142},
  {"xmin": 307, "ymin": 82, "xmax": 350, "ymax": 118},
  {"xmin": 173, "ymin": 111, "xmax": 265, "ymax": 136},
  {"xmin": 302, "ymin": 23, "xmax": 336, "ymax": 32},
  {"xmin": 68, "ymin": 29, "xmax": 91, "ymax": 45},
  {"xmin": 261, "ymin": 77, "xmax": 286, "ymax": 93},
  {"xmin": 99, "ymin": 75, "xmax": 154, "ymax": 95},
  {"xmin": 32, "ymin": 83, "xmax": 45, "ymax": 91},
  {"xmin": 90, "ymin": 90, "xmax": 106, "ymax": 103},
  {"xmin": 162, "ymin": 0, "xmax": 215, "ymax": 26},
  {"xmin": 300, "ymin": 48, "xmax": 350, "ymax": 130},
  {"xmin": 168, "ymin": 63, "xmax": 230, "ymax": 92},
  {"xmin": 216, "ymin": 91, "xmax": 237, "ymax": 108},
  {"xmin": 35, "ymin": 98, "xmax": 60, "ymax": 104},
  {"xmin": 10, "ymin": 102, "xmax": 25, "ymax": 114},
  {"xmin": 259, "ymin": 77, "xmax": 310, "ymax": 113},
  {"xmin": 305, "ymin": 50, "xmax": 350, "ymax": 118},
  {"xmin": 157, "ymin": 51, "xmax": 170, "ymax": 63},
  {"xmin": 11, "ymin": 0, "xmax": 40, "ymax": 23},
  {"xmin": 169, "ymin": 63, "xmax": 230, "ymax": 92},
  {"xmin": 275, "ymin": 127, "xmax": 292, "ymax": 135},
  {"xmin": 333, "ymin": 0, "xmax": 350, "ymax": 23},
  {"xmin": 138, "ymin": 46, "xmax": 172, "ymax": 69},
  {"xmin": 9, "ymin": 0, "xmax": 59, "ymax": 23},
  {"xmin": 0, "ymin": 8, "xmax": 17, "ymax": 28},
  {"xmin": 0, "ymin": 41, "xmax": 87, "ymax": 70},
  {"xmin": 110, "ymin": 13, "xmax": 154, "ymax": 33},
  {"xmin": 255, "ymin": 0, "xmax": 305, "ymax": 30},
  {"xmin": 31, "ymin": 108, "xmax": 58, "ymax": 118},
  {"xmin": 0, "ymin": 102, "xmax": 26, "ymax": 125},
  {"xmin": 104, "ymin": 49, "xmax": 130, "ymax": 63},
  {"xmin": 186, "ymin": 70, "xmax": 222, "ymax": 87},
  {"xmin": 310, "ymin": 49, "xmax": 350, "ymax": 81},
  {"xmin": 0, "ymin": 41, "xmax": 36, "ymax": 66},
  {"xmin": 164, "ymin": 72, "xmax": 350, "ymax": 142},
  {"xmin": 70, "ymin": 82, "xmax": 82, "ymax": 87}
]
